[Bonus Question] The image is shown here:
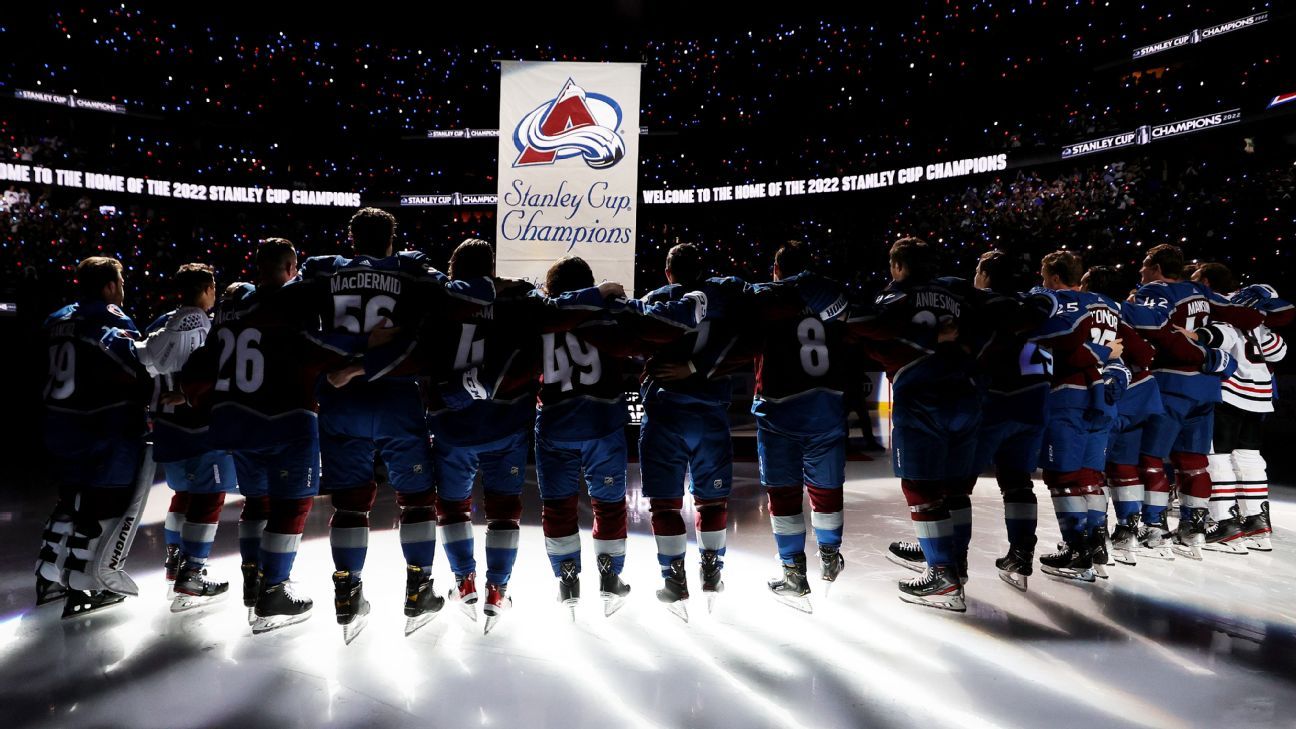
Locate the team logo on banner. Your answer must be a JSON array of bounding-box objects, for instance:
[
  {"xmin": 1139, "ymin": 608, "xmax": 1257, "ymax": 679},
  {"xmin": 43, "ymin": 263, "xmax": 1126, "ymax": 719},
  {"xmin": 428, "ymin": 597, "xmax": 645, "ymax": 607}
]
[{"xmin": 513, "ymin": 78, "xmax": 625, "ymax": 169}]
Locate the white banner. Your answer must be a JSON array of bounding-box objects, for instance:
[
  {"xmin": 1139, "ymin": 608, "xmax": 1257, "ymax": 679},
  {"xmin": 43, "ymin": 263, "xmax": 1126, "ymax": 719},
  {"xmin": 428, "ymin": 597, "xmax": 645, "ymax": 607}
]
[{"xmin": 496, "ymin": 61, "xmax": 640, "ymax": 290}]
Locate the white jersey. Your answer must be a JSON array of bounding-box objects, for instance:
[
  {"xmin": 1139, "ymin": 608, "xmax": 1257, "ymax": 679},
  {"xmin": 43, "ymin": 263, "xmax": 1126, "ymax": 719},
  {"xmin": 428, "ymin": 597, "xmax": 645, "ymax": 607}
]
[
  {"xmin": 1199, "ymin": 320, "xmax": 1286, "ymax": 413},
  {"xmin": 135, "ymin": 305, "xmax": 211, "ymax": 377}
]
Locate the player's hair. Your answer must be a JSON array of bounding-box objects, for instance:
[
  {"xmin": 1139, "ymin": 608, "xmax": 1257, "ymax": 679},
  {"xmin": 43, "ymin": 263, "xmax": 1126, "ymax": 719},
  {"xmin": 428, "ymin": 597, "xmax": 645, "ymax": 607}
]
[
  {"xmin": 1194, "ymin": 261, "xmax": 1236, "ymax": 293},
  {"xmin": 256, "ymin": 238, "xmax": 297, "ymax": 274},
  {"xmin": 544, "ymin": 255, "xmax": 595, "ymax": 296},
  {"xmin": 223, "ymin": 282, "xmax": 253, "ymax": 302},
  {"xmin": 449, "ymin": 238, "xmax": 494, "ymax": 280},
  {"xmin": 976, "ymin": 250, "xmax": 1025, "ymax": 293},
  {"xmin": 349, "ymin": 207, "xmax": 397, "ymax": 257},
  {"xmin": 174, "ymin": 263, "xmax": 216, "ymax": 305},
  {"xmin": 1145, "ymin": 243, "xmax": 1185, "ymax": 280},
  {"xmin": 76, "ymin": 256, "xmax": 123, "ymax": 300},
  {"xmin": 666, "ymin": 243, "xmax": 705, "ymax": 287},
  {"xmin": 1081, "ymin": 265, "xmax": 1131, "ymax": 301},
  {"xmin": 1041, "ymin": 250, "xmax": 1083, "ymax": 287},
  {"xmin": 774, "ymin": 240, "xmax": 810, "ymax": 278},
  {"xmin": 889, "ymin": 236, "xmax": 937, "ymax": 282}
]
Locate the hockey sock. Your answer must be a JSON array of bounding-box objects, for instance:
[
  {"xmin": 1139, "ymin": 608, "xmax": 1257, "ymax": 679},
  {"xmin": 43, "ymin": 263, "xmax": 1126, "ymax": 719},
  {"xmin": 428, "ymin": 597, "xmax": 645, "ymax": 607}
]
[
  {"xmin": 542, "ymin": 495, "xmax": 581, "ymax": 576},
  {"xmin": 1105, "ymin": 463, "xmax": 1143, "ymax": 526},
  {"xmin": 329, "ymin": 483, "xmax": 376, "ymax": 575},
  {"xmin": 694, "ymin": 496, "xmax": 728, "ymax": 567},
  {"xmin": 901, "ymin": 479, "xmax": 953, "ymax": 567},
  {"xmin": 1232, "ymin": 449, "xmax": 1269, "ymax": 517},
  {"xmin": 1171, "ymin": 452, "xmax": 1211, "ymax": 520},
  {"xmin": 766, "ymin": 485, "xmax": 807, "ymax": 565},
  {"xmin": 1138, "ymin": 454, "xmax": 1170, "ymax": 525},
  {"xmin": 1044, "ymin": 471, "xmax": 1087, "ymax": 546},
  {"xmin": 1207, "ymin": 453, "xmax": 1240, "ymax": 521},
  {"xmin": 483, "ymin": 490, "xmax": 522, "ymax": 586},
  {"xmin": 165, "ymin": 491, "xmax": 190, "ymax": 548},
  {"xmin": 650, "ymin": 497, "xmax": 687, "ymax": 577},
  {"xmin": 261, "ymin": 497, "xmax": 312, "ymax": 586},
  {"xmin": 997, "ymin": 469, "xmax": 1038, "ymax": 551},
  {"xmin": 1080, "ymin": 468, "xmax": 1108, "ymax": 536},
  {"xmin": 396, "ymin": 488, "xmax": 437, "ymax": 570},
  {"xmin": 592, "ymin": 497, "xmax": 628, "ymax": 574},
  {"xmin": 238, "ymin": 495, "xmax": 270, "ymax": 567},
  {"xmin": 808, "ymin": 484, "xmax": 845, "ymax": 550},
  {"xmin": 436, "ymin": 495, "xmax": 476, "ymax": 578},
  {"xmin": 180, "ymin": 492, "xmax": 226, "ymax": 565},
  {"xmin": 945, "ymin": 478, "xmax": 975, "ymax": 558}
]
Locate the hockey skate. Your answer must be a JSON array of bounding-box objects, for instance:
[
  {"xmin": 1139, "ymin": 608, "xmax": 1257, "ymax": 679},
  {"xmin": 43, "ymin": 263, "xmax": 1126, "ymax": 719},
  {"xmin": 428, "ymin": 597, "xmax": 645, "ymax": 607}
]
[
  {"xmin": 995, "ymin": 546, "xmax": 1033, "ymax": 592},
  {"xmin": 819, "ymin": 545, "xmax": 846, "ymax": 595},
  {"xmin": 1241, "ymin": 501, "xmax": 1273, "ymax": 551},
  {"xmin": 1039, "ymin": 543, "xmax": 1096, "ymax": 583},
  {"xmin": 699, "ymin": 549, "xmax": 724, "ymax": 613},
  {"xmin": 1203, "ymin": 505, "xmax": 1248, "ymax": 555},
  {"xmin": 597, "ymin": 554, "xmax": 630, "ymax": 618},
  {"xmin": 886, "ymin": 540, "xmax": 925, "ymax": 573},
  {"xmin": 404, "ymin": 565, "xmax": 445, "ymax": 637},
  {"xmin": 448, "ymin": 572, "xmax": 479, "ymax": 622},
  {"xmin": 170, "ymin": 560, "xmax": 230, "ymax": 613},
  {"xmin": 897, "ymin": 565, "xmax": 966, "ymax": 612},
  {"xmin": 767, "ymin": 553, "xmax": 812, "ymax": 614},
  {"xmin": 164, "ymin": 544, "xmax": 181, "ymax": 598},
  {"xmin": 557, "ymin": 559, "xmax": 580, "ymax": 621},
  {"xmin": 62, "ymin": 589, "xmax": 126, "ymax": 619},
  {"xmin": 482, "ymin": 583, "xmax": 511, "ymax": 635},
  {"xmin": 1089, "ymin": 526, "xmax": 1111, "ymax": 579},
  {"xmin": 1172, "ymin": 508, "xmax": 1208, "ymax": 561},
  {"xmin": 252, "ymin": 581, "xmax": 313, "ymax": 634},
  {"xmin": 35, "ymin": 575, "xmax": 67, "ymax": 606},
  {"xmin": 1138, "ymin": 513, "xmax": 1176, "ymax": 560},
  {"xmin": 1110, "ymin": 520, "xmax": 1139, "ymax": 566},
  {"xmin": 241, "ymin": 563, "xmax": 261, "ymax": 624},
  {"xmin": 333, "ymin": 571, "xmax": 370, "ymax": 644},
  {"xmin": 656, "ymin": 558, "xmax": 689, "ymax": 623}
]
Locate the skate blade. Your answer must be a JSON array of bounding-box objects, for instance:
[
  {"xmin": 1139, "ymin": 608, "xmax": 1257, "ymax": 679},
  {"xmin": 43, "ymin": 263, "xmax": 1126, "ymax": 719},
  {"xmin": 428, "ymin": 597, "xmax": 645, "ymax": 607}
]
[
  {"xmin": 251, "ymin": 609, "xmax": 312, "ymax": 635},
  {"xmin": 1171, "ymin": 543, "xmax": 1203, "ymax": 561},
  {"xmin": 1112, "ymin": 549, "xmax": 1137, "ymax": 566},
  {"xmin": 36, "ymin": 585, "xmax": 69, "ymax": 607},
  {"xmin": 897, "ymin": 592, "xmax": 966, "ymax": 613},
  {"xmin": 165, "ymin": 582, "xmax": 176, "ymax": 600},
  {"xmin": 1093, "ymin": 563, "xmax": 1109, "ymax": 579},
  {"xmin": 885, "ymin": 553, "xmax": 925, "ymax": 573},
  {"xmin": 601, "ymin": 593, "xmax": 626, "ymax": 618},
  {"xmin": 62, "ymin": 592, "xmax": 127, "ymax": 619},
  {"xmin": 457, "ymin": 600, "xmax": 478, "ymax": 622},
  {"xmin": 246, "ymin": 606, "xmax": 257, "ymax": 625},
  {"xmin": 704, "ymin": 591, "xmax": 720, "ymax": 614},
  {"xmin": 1243, "ymin": 536, "xmax": 1272, "ymax": 552},
  {"xmin": 997, "ymin": 571, "xmax": 1028, "ymax": 592},
  {"xmin": 169, "ymin": 590, "xmax": 228, "ymax": 614},
  {"xmin": 662, "ymin": 599, "xmax": 689, "ymax": 623},
  {"xmin": 1203, "ymin": 540, "xmax": 1249, "ymax": 555},
  {"xmin": 1040, "ymin": 566, "xmax": 1096, "ymax": 583},
  {"xmin": 1139, "ymin": 545, "xmax": 1176, "ymax": 561},
  {"xmin": 769, "ymin": 592, "xmax": 813, "ymax": 614},
  {"xmin": 403, "ymin": 609, "xmax": 441, "ymax": 637},
  {"xmin": 483, "ymin": 614, "xmax": 502, "ymax": 635},
  {"xmin": 340, "ymin": 613, "xmax": 368, "ymax": 645}
]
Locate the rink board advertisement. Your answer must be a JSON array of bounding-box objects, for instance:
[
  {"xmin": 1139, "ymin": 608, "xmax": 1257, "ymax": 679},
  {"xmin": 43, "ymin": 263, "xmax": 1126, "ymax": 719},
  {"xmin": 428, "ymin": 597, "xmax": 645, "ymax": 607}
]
[{"xmin": 496, "ymin": 61, "xmax": 640, "ymax": 290}]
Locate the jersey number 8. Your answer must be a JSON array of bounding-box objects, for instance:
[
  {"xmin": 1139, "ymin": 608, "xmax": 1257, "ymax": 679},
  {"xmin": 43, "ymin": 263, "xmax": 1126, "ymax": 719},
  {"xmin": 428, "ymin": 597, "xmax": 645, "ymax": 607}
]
[{"xmin": 797, "ymin": 318, "xmax": 829, "ymax": 377}]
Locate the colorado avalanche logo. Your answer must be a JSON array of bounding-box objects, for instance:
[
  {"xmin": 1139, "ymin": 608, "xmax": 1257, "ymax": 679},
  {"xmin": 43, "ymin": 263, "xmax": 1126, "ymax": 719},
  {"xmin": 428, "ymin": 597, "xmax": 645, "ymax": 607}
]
[{"xmin": 513, "ymin": 78, "xmax": 625, "ymax": 169}]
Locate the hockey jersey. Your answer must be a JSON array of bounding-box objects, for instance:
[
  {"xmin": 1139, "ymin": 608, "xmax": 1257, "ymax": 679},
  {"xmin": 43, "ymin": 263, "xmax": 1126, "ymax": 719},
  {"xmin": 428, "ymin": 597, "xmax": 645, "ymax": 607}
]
[
  {"xmin": 639, "ymin": 276, "xmax": 748, "ymax": 409},
  {"xmin": 42, "ymin": 300, "xmax": 151, "ymax": 435},
  {"xmin": 1198, "ymin": 321, "xmax": 1287, "ymax": 413},
  {"xmin": 973, "ymin": 293, "xmax": 1056, "ymax": 426},
  {"xmin": 1027, "ymin": 288, "xmax": 1129, "ymax": 415},
  {"xmin": 138, "ymin": 306, "xmax": 214, "ymax": 462}
]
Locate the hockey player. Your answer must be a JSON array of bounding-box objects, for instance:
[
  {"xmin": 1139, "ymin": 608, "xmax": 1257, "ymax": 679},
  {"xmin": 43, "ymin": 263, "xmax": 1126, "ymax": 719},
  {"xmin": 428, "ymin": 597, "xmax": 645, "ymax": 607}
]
[
  {"xmin": 35, "ymin": 256, "xmax": 154, "ymax": 618},
  {"xmin": 181, "ymin": 238, "xmax": 351, "ymax": 634},
  {"xmin": 743, "ymin": 241, "xmax": 849, "ymax": 614},
  {"xmin": 850, "ymin": 239, "xmax": 1046, "ymax": 610},
  {"xmin": 638, "ymin": 243, "xmax": 747, "ymax": 621},
  {"xmin": 1134, "ymin": 244, "xmax": 1262, "ymax": 559},
  {"xmin": 1190, "ymin": 265, "xmax": 1290, "ymax": 552},
  {"xmin": 1031, "ymin": 251, "xmax": 1130, "ymax": 582},
  {"xmin": 136, "ymin": 263, "xmax": 238, "ymax": 612},
  {"xmin": 301, "ymin": 209, "xmax": 494, "ymax": 643},
  {"xmin": 533, "ymin": 256, "xmax": 700, "ymax": 619}
]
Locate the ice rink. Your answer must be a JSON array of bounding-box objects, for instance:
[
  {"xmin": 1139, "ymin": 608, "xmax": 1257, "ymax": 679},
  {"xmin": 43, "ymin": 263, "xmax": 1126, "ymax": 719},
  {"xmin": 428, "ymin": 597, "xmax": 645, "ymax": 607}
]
[{"xmin": 2, "ymin": 455, "xmax": 1295, "ymax": 729}]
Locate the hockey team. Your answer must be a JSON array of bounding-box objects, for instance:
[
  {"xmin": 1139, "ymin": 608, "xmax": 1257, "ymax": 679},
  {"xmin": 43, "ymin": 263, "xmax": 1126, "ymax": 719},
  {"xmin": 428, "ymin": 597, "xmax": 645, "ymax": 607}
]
[{"xmin": 32, "ymin": 207, "xmax": 1291, "ymax": 641}]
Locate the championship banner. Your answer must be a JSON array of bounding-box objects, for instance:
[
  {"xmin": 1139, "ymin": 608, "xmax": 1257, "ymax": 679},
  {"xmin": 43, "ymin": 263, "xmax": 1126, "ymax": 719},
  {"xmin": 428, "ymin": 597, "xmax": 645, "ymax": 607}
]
[{"xmin": 496, "ymin": 61, "xmax": 640, "ymax": 290}]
